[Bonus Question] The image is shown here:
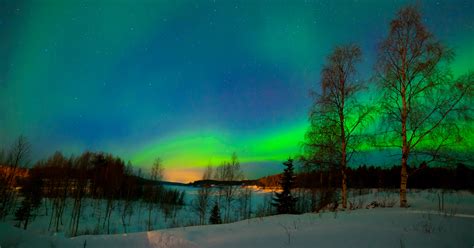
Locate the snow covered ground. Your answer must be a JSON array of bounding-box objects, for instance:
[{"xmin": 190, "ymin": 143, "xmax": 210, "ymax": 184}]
[
  {"xmin": 1, "ymin": 189, "xmax": 473, "ymax": 248},
  {"xmin": 0, "ymin": 185, "xmax": 276, "ymax": 237}
]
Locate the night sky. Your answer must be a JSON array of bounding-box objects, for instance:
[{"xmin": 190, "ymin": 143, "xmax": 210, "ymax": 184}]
[{"xmin": 1, "ymin": 0, "xmax": 473, "ymax": 182}]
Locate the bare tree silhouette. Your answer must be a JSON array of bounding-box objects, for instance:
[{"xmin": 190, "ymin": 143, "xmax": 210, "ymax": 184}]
[
  {"xmin": 305, "ymin": 44, "xmax": 371, "ymax": 208},
  {"xmin": 376, "ymin": 6, "xmax": 473, "ymax": 207}
]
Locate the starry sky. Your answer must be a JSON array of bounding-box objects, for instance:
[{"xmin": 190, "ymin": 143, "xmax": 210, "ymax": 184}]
[{"xmin": 0, "ymin": 0, "xmax": 473, "ymax": 182}]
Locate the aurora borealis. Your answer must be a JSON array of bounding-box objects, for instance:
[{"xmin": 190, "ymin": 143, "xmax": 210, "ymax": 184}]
[{"xmin": 0, "ymin": 0, "xmax": 473, "ymax": 182}]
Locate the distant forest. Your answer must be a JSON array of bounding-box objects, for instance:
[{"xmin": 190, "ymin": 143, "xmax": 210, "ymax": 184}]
[
  {"xmin": 0, "ymin": 146, "xmax": 185, "ymax": 234},
  {"xmin": 257, "ymin": 163, "xmax": 474, "ymax": 190}
]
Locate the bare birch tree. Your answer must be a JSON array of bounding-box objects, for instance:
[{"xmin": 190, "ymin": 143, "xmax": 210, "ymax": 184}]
[
  {"xmin": 193, "ymin": 164, "xmax": 213, "ymax": 225},
  {"xmin": 214, "ymin": 153, "xmax": 243, "ymax": 223},
  {"xmin": 151, "ymin": 157, "xmax": 164, "ymax": 181},
  {"xmin": 376, "ymin": 6, "xmax": 473, "ymax": 207},
  {"xmin": 307, "ymin": 44, "xmax": 370, "ymax": 209}
]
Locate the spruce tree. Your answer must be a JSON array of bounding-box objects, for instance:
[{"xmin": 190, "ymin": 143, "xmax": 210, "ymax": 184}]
[
  {"xmin": 272, "ymin": 159, "xmax": 297, "ymax": 214},
  {"xmin": 209, "ymin": 202, "xmax": 222, "ymax": 224}
]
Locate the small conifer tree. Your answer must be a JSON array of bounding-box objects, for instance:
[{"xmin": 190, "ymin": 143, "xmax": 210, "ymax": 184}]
[
  {"xmin": 209, "ymin": 202, "xmax": 222, "ymax": 224},
  {"xmin": 272, "ymin": 159, "xmax": 297, "ymax": 214}
]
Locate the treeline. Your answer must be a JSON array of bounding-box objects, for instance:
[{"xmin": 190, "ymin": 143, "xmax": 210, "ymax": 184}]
[
  {"xmin": 0, "ymin": 141, "xmax": 185, "ymax": 234},
  {"xmin": 190, "ymin": 179, "xmax": 258, "ymax": 187},
  {"xmin": 258, "ymin": 164, "xmax": 474, "ymax": 190}
]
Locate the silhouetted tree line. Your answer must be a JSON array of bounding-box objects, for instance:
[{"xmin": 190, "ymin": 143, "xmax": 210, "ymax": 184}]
[
  {"xmin": 334, "ymin": 163, "xmax": 474, "ymax": 189},
  {"xmin": 1, "ymin": 146, "xmax": 185, "ymax": 233},
  {"xmin": 190, "ymin": 179, "xmax": 254, "ymax": 187},
  {"xmin": 258, "ymin": 163, "xmax": 474, "ymax": 190}
]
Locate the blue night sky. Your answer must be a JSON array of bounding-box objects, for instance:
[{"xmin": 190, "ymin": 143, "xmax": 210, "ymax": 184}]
[{"xmin": 0, "ymin": 0, "xmax": 473, "ymax": 181}]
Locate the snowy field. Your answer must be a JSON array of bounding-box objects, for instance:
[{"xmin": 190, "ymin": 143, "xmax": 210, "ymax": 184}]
[
  {"xmin": 0, "ymin": 185, "xmax": 276, "ymax": 237},
  {"xmin": 1, "ymin": 188, "xmax": 473, "ymax": 248}
]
